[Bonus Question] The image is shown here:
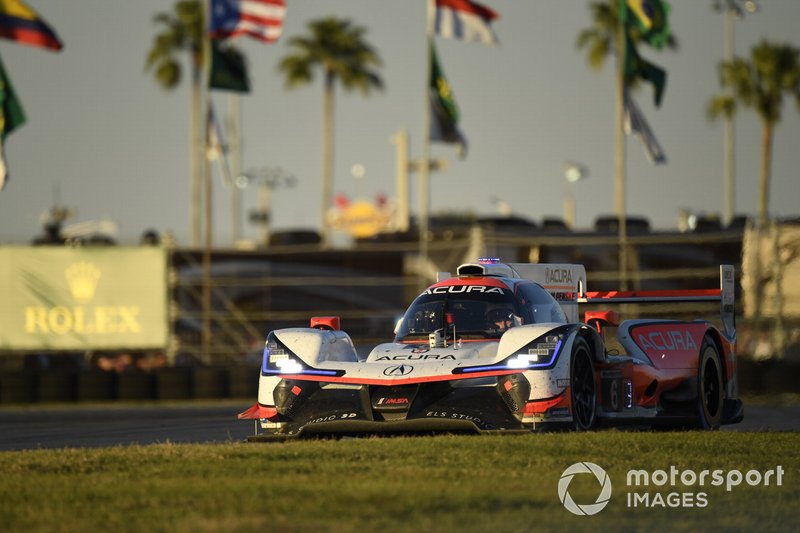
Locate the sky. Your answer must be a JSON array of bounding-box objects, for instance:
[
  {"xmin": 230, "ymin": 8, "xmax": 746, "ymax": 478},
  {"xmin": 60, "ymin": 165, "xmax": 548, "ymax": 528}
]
[{"xmin": 0, "ymin": 0, "xmax": 799, "ymax": 246}]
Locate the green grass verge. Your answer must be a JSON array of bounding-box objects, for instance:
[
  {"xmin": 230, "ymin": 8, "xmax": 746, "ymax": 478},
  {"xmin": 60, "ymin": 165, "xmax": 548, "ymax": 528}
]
[{"xmin": 1, "ymin": 432, "xmax": 798, "ymax": 532}]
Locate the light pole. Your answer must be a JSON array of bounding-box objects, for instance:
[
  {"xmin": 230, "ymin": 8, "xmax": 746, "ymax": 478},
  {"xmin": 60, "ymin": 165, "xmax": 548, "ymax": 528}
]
[
  {"xmin": 242, "ymin": 167, "xmax": 297, "ymax": 247},
  {"xmin": 563, "ymin": 162, "xmax": 589, "ymax": 229}
]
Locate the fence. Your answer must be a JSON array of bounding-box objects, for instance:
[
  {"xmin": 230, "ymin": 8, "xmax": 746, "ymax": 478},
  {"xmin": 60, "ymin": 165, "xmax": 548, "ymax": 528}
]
[{"xmin": 169, "ymin": 227, "xmax": 744, "ymax": 364}]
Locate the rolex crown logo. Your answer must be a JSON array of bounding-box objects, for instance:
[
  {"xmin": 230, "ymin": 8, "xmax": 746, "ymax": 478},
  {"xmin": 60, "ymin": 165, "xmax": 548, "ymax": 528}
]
[{"xmin": 65, "ymin": 261, "xmax": 101, "ymax": 303}]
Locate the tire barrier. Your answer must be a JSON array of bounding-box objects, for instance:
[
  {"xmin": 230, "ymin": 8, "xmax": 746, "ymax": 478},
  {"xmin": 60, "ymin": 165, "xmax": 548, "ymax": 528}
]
[
  {"xmin": 117, "ymin": 371, "xmax": 156, "ymax": 401},
  {"xmin": 737, "ymin": 359, "xmax": 800, "ymax": 395},
  {"xmin": 1, "ymin": 361, "xmax": 791, "ymax": 404},
  {"xmin": 193, "ymin": 367, "xmax": 230, "ymax": 399},
  {"xmin": 77, "ymin": 371, "xmax": 117, "ymax": 402},
  {"xmin": 228, "ymin": 365, "xmax": 260, "ymax": 399},
  {"xmin": 155, "ymin": 367, "xmax": 193, "ymax": 400},
  {"xmin": 0, "ymin": 371, "xmax": 37, "ymax": 404},
  {"xmin": 37, "ymin": 371, "xmax": 78, "ymax": 403}
]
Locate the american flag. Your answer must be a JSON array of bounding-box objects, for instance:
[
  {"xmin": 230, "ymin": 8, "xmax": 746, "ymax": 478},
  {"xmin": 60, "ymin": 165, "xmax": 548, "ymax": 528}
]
[
  {"xmin": 430, "ymin": 0, "xmax": 498, "ymax": 46},
  {"xmin": 209, "ymin": 0, "xmax": 286, "ymax": 44}
]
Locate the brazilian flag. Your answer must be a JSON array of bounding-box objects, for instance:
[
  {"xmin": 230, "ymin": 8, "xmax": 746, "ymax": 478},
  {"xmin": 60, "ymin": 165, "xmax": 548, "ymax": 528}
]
[
  {"xmin": 0, "ymin": 52, "xmax": 25, "ymax": 190},
  {"xmin": 624, "ymin": 33, "xmax": 666, "ymax": 107},
  {"xmin": 625, "ymin": 0, "xmax": 671, "ymax": 50},
  {"xmin": 429, "ymin": 43, "xmax": 466, "ymax": 157},
  {"xmin": 0, "ymin": 53, "xmax": 25, "ymax": 141}
]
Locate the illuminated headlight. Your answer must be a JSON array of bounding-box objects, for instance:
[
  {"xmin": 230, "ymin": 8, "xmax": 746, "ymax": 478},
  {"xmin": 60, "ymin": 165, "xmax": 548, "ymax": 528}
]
[
  {"xmin": 261, "ymin": 335, "xmax": 307, "ymax": 375},
  {"xmin": 506, "ymin": 334, "xmax": 565, "ymax": 370},
  {"xmin": 272, "ymin": 357, "xmax": 304, "ymax": 374},
  {"xmin": 453, "ymin": 328, "xmax": 571, "ymax": 375},
  {"xmin": 260, "ymin": 333, "xmax": 342, "ymax": 378}
]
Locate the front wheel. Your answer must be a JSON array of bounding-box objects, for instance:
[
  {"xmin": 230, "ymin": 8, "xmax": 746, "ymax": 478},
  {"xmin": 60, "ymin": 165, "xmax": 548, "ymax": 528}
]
[
  {"xmin": 570, "ymin": 337, "xmax": 596, "ymax": 431},
  {"xmin": 697, "ymin": 337, "xmax": 724, "ymax": 430}
]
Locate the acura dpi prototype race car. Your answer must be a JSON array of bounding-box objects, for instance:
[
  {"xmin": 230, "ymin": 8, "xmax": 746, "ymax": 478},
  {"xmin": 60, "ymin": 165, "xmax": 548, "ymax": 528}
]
[{"xmin": 239, "ymin": 259, "xmax": 743, "ymax": 439}]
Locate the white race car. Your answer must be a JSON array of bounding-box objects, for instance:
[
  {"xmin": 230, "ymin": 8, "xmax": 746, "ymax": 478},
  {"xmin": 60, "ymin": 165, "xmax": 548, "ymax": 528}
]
[{"xmin": 239, "ymin": 259, "xmax": 742, "ymax": 439}]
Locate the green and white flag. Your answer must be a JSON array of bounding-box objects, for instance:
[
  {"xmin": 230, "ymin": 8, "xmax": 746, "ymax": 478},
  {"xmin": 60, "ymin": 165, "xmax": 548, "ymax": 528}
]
[
  {"xmin": 429, "ymin": 43, "xmax": 466, "ymax": 157},
  {"xmin": 0, "ymin": 52, "xmax": 26, "ymax": 190}
]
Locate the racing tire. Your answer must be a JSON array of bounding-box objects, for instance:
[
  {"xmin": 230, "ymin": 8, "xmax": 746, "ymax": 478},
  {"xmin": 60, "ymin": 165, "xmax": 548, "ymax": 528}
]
[
  {"xmin": 697, "ymin": 337, "xmax": 724, "ymax": 430},
  {"xmin": 570, "ymin": 337, "xmax": 596, "ymax": 431}
]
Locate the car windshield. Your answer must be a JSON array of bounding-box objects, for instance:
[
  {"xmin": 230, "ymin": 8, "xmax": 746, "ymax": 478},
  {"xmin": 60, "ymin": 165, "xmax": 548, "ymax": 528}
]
[
  {"xmin": 395, "ymin": 282, "xmax": 567, "ymax": 342},
  {"xmin": 395, "ymin": 286, "xmax": 521, "ymax": 342}
]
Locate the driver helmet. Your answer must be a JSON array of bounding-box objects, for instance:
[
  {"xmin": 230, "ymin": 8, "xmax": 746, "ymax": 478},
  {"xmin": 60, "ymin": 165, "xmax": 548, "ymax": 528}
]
[{"xmin": 486, "ymin": 307, "xmax": 516, "ymax": 331}]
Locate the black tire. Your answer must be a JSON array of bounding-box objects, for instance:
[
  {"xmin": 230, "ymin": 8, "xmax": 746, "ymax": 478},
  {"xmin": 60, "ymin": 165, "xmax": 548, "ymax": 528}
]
[
  {"xmin": 697, "ymin": 337, "xmax": 724, "ymax": 430},
  {"xmin": 570, "ymin": 337, "xmax": 596, "ymax": 431}
]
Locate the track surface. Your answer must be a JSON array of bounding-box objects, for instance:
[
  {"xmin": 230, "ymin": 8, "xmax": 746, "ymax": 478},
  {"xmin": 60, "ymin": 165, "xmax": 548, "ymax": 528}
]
[{"xmin": 0, "ymin": 402, "xmax": 797, "ymax": 451}]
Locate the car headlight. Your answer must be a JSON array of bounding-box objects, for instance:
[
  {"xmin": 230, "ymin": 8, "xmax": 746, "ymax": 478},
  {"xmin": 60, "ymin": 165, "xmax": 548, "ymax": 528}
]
[
  {"xmin": 261, "ymin": 333, "xmax": 308, "ymax": 375},
  {"xmin": 453, "ymin": 326, "xmax": 571, "ymax": 375},
  {"xmin": 506, "ymin": 333, "xmax": 565, "ymax": 369},
  {"xmin": 260, "ymin": 332, "xmax": 342, "ymax": 377}
]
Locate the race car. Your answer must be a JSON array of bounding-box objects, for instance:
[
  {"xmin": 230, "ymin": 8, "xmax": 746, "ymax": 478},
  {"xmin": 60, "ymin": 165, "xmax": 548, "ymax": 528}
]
[{"xmin": 239, "ymin": 259, "xmax": 743, "ymax": 439}]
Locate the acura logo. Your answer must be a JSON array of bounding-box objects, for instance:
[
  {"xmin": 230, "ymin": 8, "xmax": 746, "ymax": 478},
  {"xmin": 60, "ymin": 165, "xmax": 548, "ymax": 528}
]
[{"xmin": 383, "ymin": 364, "xmax": 414, "ymax": 376}]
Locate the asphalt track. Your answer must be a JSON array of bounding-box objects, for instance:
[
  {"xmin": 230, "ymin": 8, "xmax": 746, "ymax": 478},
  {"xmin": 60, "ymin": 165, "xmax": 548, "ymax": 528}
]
[{"xmin": 0, "ymin": 402, "xmax": 797, "ymax": 451}]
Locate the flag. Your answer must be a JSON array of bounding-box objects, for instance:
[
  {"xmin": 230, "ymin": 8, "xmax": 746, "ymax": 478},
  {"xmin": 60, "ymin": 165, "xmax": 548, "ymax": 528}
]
[
  {"xmin": 209, "ymin": 0, "xmax": 285, "ymax": 44},
  {"xmin": 625, "ymin": 32, "xmax": 667, "ymax": 107},
  {"xmin": 206, "ymin": 102, "xmax": 234, "ymax": 186},
  {"xmin": 209, "ymin": 40, "xmax": 250, "ymax": 92},
  {"xmin": 0, "ymin": 53, "xmax": 26, "ymax": 190},
  {"xmin": 429, "ymin": 43, "xmax": 466, "ymax": 157},
  {"xmin": 624, "ymin": 91, "xmax": 666, "ymax": 165},
  {"xmin": 625, "ymin": 0, "xmax": 671, "ymax": 49},
  {"xmin": 430, "ymin": 0, "xmax": 498, "ymax": 46},
  {"xmin": 0, "ymin": 0, "xmax": 62, "ymax": 51}
]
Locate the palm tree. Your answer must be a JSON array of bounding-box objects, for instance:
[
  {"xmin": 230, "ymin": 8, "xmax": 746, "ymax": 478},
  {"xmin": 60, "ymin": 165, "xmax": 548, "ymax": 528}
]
[
  {"xmin": 279, "ymin": 17, "xmax": 383, "ymax": 243},
  {"xmin": 146, "ymin": 0, "xmax": 204, "ymax": 247},
  {"xmin": 576, "ymin": 1, "xmax": 675, "ymax": 289},
  {"xmin": 576, "ymin": 2, "xmax": 677, "ymax": 92},
  {"xmin": 708, "ymin": 40, "xmax": 800, "ymax": 228}
]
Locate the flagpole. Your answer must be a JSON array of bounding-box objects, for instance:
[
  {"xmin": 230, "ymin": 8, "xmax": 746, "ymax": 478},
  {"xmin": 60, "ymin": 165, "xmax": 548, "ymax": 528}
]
[
  {"xmin": 615, "ymin": 0, "xmax": 628, "ymax": 290},
  {"xmin": 419, "ymin": 0, "xmax": 434, "ymax": 291},
  {"xmin": 201, "ymin": 0, "xmax": 213, "ymax": 364},
  {"xmin": 228, "ymin": 93, "xmax": 243, "ymax": 243}
]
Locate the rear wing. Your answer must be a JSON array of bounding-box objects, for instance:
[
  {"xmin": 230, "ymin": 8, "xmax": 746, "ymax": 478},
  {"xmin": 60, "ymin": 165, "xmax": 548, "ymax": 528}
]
[
  {"xmin": 577, "ymin": 265, "xmax": 735, "ymax": 338},
  {"xmin": 507, "ymin": 263, "xmax": 587, "ymax": 323}
]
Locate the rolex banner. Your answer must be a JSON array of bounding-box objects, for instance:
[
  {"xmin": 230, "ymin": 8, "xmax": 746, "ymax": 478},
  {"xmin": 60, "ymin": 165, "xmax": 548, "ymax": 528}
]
[{"xmin": 0, "ymin": 247, "xmax": 168, "ymax": 351}]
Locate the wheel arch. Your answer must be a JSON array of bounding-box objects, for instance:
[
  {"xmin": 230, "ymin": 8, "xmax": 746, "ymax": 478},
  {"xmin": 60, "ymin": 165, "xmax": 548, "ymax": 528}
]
[
  {"xmin": 701, "ymin": 327, "xmax": 728, "ymax": 392},
  {"xmin": 576, "ymin": 325, "xmax": 607, "ymax": 364}
]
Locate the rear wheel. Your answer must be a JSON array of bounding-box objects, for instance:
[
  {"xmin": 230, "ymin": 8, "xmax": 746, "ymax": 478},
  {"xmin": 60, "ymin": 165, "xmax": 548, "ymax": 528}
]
[
  {"xmin": 697, "ymin": 337, "xmax": 723, "ymax": 430},
  {"xmin": 570, "ymin": 337, "xmax": 596, "ymax": 431}
]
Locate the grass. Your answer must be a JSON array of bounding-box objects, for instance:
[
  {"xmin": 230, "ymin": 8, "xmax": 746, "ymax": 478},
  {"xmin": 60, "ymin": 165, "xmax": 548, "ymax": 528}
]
[{"xmin": 0, "ymin": 431, "xmax": 798, "ymax": 532}]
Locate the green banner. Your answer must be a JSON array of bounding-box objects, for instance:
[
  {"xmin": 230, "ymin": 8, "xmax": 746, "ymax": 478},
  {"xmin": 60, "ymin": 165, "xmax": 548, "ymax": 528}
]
[{"xmin": 0, "ymin": 247, "xmax": 168, "ymax": 351}]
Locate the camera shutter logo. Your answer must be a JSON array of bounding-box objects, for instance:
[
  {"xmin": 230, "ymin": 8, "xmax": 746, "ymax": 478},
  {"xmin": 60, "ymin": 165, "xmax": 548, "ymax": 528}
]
[{"xmin": 558, "ymin": 462, "xmax": 612, "ymax": 516}]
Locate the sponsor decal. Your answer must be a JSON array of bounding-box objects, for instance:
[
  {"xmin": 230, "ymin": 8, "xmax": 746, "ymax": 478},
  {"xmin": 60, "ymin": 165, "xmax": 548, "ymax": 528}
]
[
  {"xmin": 383, "ymin": 364, "xmax": 414, "ymax": 376},
  {"xmin": 425, "ymin": 410, "xmax": 495, "ymax": 430},
  {"xmin": 552, "ymin": 292, "xmax": 577, "ymax": 302},
  {"xmin": 376, "ymin": 354, "xmax": 456, "ymax": 361},
  {"xmin": 423, "ymin": 285, "xmax": 505, "ymax": 295},
  {"xmin": 24, "ymin": 261, "xmax": 142, "ymax": 336},
  {"xmin": 636, "ymin": 330, "xmax": 698, "ymax": 352},
  {"xmin": 376, "ymin": 397, "xmax": 410, "ymax": 405},
  {"xmin": 308, "ymin": 412, "xmax": 358, "ymax": 425},
  {"xmin": 546, "ymin": 267, "xmax": 574, "ymax": 285}
]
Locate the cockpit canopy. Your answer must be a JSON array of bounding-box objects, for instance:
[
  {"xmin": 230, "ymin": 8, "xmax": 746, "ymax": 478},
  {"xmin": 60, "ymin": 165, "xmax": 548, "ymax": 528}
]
[{"xmin": 394, "ymin": 281, "xmax": 567, "ymax": 342}]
